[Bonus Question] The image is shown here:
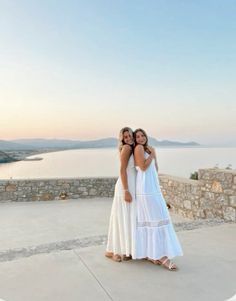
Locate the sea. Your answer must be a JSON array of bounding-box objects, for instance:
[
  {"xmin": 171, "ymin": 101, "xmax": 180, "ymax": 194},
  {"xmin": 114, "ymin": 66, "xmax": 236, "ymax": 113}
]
[{"xmin": 0, "ymin": 147, "xmax": 235, "ymax": 180}]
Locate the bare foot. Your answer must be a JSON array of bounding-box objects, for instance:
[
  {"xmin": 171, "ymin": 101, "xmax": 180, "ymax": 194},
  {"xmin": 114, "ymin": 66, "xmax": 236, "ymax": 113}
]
[
  {"xmin": 147, "ymin": 258, "xmax": 161, "ymax": 265},
  {"xmin": 105, "ymin": 251, "xmax": 113, "ymax": 258}
]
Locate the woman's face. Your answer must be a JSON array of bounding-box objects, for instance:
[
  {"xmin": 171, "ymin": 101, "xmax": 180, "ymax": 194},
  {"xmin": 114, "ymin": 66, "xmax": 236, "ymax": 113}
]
[
  {"xmin": 135, "ymin": 131, "xmax": 147, "ymax": 145},
  {"xmin": 123, "ymin": 131, "xmax": 134, "ymax": 145}
]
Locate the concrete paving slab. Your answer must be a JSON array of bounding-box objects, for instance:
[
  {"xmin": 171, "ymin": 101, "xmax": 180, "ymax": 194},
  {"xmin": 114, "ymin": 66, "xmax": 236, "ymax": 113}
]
[
  {"xmin": 0, "ymin": 250, "xmax": 111, "ymax": 301},
  {"xmin": 76, "ymin": 223, "xmax": 236, "ymax": 301},
  {"xmin": 0, "ymin": 199, "xmax": 191, "ymax": 251},
  {"xmin": 0, "ymin": 198, "xmax": 111, "ymax": 251},
  {"xmin": 0, "ymin": 199, "xmax": 235, "ymax": 301}
]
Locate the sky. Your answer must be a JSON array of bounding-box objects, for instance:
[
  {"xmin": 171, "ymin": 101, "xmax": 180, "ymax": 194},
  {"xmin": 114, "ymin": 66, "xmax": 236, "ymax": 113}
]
[{"xmin": 0, "ymin": 0, "xmax": 236, "ymax": 146}]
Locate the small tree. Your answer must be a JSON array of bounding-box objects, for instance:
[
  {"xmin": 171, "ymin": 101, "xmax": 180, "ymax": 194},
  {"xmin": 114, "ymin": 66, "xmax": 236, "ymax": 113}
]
[{"xmin": 190, "ymin": 171, "xmax": 198, "ymax": 180}]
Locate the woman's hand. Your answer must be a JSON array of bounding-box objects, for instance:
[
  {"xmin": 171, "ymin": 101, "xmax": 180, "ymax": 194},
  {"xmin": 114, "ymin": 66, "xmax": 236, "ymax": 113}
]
[
  {"xmin": 124, "ymin": 190, "xmax": 132, "ymax": 202},
  {"xmin": 146, "ymin": 146, "xmax": 155, "ymax": 158},
  {"xmin": 146, "ymin": 146, "xmax": 158, "ymax": 171}
]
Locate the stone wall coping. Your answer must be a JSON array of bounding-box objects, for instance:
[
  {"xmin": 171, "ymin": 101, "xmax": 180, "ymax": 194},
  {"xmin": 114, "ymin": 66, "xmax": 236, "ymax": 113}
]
[
  {"xmin": 198, "ymin": 168, "xmax": 236, "ymax": 175},
  {"xmin": 0, "ymin": 174, "xmax": 201, "ymax": 184},
  {"xmin": 0, "ymin": 177, "xmax": 118, "ymax": 183},
  {"xmin": 0, "ymin": 175, "xmax": 200, "ymax": 184},
  {"xmin": 159, "ymin": 174, "xmax": 201, "ymax": 185}
]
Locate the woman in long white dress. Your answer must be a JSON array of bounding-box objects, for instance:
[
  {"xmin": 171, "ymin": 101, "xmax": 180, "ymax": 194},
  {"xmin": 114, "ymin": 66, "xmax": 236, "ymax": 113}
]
[
  {"xmin": 133, "ymin": 128, "xmax": 183, "ymax": 270},
  {"xmin": 105, "ymin": 127, "xmax": 136, "ymax": 262}
]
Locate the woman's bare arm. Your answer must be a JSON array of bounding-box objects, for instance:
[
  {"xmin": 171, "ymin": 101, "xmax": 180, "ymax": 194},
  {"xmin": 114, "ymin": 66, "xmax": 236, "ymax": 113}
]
[
  {"xmin": 120, "ymin": 144, "xmax": 132, "ymax": 202},
  {"xmin": 153, "ymin": 149, "xmax": 159, "ymax": 172},
  {"xmin": 147, "ymin": 146, "xmax": 159, "ymax": 172},
  {"xmin": 134, "ymin": 145, "xmax": 154, "ymax": 171}
]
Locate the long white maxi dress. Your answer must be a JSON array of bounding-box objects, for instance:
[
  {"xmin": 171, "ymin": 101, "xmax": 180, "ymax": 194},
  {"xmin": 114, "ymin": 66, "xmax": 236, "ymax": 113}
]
[
  {"xmin": 106, "ymin": 154, "xmax": 136, "ymax": 257},
  {"xmin": 134, "ymin": 152, "xmax": 183, "ymax": 260}
]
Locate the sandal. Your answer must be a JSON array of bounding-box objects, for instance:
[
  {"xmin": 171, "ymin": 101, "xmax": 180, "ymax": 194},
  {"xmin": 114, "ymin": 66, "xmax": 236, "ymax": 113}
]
[
  {"xmin": 123, "ymin": 255, "xmax": 132, "ymax": 261},
  {"xmin": 147, "ymin": 258, "xmax": 161, "ymax": 265},
  {"xmin": 148, "ymin": 257, "xmax": 177, "ymax": 271},
  {"xmin": 105, "ymin": 252, "xmax": 122, "ymax": 262},
  {"xmin": 157, "ymin": 257, "xmax": 178, "ymax": 271}
]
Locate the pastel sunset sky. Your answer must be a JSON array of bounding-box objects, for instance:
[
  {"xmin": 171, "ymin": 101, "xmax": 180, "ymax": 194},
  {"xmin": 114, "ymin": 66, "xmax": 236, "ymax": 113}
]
[{"xmin": 1, "ymin": 0, "xmax": 235, "ymax": 145}]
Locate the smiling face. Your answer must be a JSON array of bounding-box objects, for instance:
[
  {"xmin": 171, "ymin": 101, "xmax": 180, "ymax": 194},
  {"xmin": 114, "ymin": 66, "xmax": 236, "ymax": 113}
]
[
  {"xmin": 135, "ymin": 130, "xmax": 147, "ymax": 145},
  {"xmin": 123, "ymin": 130, "xmax": 134, "ymax": 146}
]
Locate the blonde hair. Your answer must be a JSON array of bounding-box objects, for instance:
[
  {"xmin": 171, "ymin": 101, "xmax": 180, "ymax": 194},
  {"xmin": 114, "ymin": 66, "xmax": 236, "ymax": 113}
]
[{"xmin": 118, "ymin": 127, "xmax": 133, "ymax": 152}]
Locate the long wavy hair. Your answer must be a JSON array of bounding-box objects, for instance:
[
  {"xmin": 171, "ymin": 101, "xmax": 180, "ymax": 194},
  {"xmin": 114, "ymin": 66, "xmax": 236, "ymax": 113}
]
[
  {"xmin": 118, "ymin": 127, "xmax": 134, "ymax": 152},
  {"xmin": 133, "ymin": 128, "xmax": 149, "ymax": 151}
]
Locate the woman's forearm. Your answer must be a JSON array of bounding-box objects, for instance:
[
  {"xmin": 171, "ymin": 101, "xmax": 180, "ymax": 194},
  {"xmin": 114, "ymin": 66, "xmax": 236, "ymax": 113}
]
[
  {"xmin": 120, "ymin": 167, "xmax": 129, "ymax": 190},
  {"xmin": 143, "ymin": 154, "xmax": 153, "ymax": 170},
  {"xmin": 137, "ymin": 155, "xmax": 153, "ymax": 171},
  {"xmin": 155, "ymin": 160, "xmax": 159, "ymax": 172}
]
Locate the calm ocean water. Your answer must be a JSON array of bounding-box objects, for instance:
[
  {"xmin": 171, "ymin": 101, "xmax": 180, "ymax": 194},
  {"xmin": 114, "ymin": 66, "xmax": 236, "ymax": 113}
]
[{"xmin": 0, "ymin": 147, "xmax": 235, "ymax": 180}]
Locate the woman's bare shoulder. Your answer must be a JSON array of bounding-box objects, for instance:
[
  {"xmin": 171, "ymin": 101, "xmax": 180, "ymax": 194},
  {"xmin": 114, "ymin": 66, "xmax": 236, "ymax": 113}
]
[
  {"xmin": 134, "ymin": 144, "xmax": 144, "ymax": 153},
  {"xmin": 120, "ymin": 144, "xmax": 132, "ymax": 154}
]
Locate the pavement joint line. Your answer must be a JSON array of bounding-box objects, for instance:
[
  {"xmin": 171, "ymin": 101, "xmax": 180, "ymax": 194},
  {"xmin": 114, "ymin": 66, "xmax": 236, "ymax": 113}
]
[
  {"xmin": 0, "ymin": 219, "xmax": 233, "ymax": 263},
  {"xmin": 73, "ymin": 249, "xmax": 114, "ymax": 301}
]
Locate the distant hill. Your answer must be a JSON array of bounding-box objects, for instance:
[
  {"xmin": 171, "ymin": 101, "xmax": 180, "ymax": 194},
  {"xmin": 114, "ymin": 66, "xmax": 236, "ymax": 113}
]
[
  {"xmin": 149, "ymin": 138, "xmax": 199, "ymax": 147},
  {"xmin": 0, "ymin": 137, "xmax": 200, "ymax": 151},
  {"xmin": 0, "ymin": 150, "xmax": 18, "ymax": 163},
  {"xmin": 0, "ymin": 140, "xmax": 33, "ymax": 150},
  {"xmin": 73, "ymin": 138, "xmax": 118, "ymax": 148},
  {"xmin": 10, "ymin": 138, "xmax": 118, "ymax": 149},
  {"xmin": 12, "ymin": 139, "xmax": 81, "ymax": 149}
]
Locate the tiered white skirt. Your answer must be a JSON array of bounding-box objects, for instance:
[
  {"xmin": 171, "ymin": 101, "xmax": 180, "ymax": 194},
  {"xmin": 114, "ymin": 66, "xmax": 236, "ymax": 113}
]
[{"xmin": 135, "ymin": 166, "xmax": 183, "ymax": 260}]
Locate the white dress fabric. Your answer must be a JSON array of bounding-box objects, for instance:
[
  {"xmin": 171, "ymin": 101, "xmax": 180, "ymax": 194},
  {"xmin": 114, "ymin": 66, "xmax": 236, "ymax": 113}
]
[
  {"xmin": 106, "ymin": 154, "xmax": 136, "ymax": 257},
  {"xmin": 134, "ymin": 152, "xmax": 183, "ymax": 260}
]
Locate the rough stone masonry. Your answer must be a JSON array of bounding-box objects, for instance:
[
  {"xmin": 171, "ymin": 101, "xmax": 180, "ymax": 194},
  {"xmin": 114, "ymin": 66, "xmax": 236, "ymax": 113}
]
[{"xmin": 0, "ymin": 168, "xmax": 235, "ymax": 221}]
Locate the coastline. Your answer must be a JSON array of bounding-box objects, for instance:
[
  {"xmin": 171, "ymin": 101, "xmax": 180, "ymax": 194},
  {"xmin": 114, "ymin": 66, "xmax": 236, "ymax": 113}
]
[
  {"xmin": 1, "ymin": 145, "xmax": 236, "ymax": 165},
  {"xmin": 0, "ymin": 149, "xmax": 66, "ymax": 164}
]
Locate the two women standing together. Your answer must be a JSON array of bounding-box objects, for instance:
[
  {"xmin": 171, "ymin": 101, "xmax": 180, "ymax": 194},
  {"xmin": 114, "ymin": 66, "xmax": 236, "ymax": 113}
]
[{"xmin": 106, "ymin": 127, "xmax": 183, "ymax": 271}]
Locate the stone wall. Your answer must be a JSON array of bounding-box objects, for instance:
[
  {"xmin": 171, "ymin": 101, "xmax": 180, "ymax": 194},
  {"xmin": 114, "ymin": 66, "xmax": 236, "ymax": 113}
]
[
  {"xmin": 0, "ymin": 178, "xmax": 116, "ymax": 202},
  {"xmin": 0, "ymin": 168, "xmax": 235, "ymax": 221},
  {"xmin": 160, "ymin": 168, "xmax": 236, "ymax": 221}
]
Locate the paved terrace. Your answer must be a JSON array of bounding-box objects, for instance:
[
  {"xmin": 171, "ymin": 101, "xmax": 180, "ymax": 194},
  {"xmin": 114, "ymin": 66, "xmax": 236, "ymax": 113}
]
[{"xmin": 0, "ymin": 198, "xmax": 235, "ymax": 301}]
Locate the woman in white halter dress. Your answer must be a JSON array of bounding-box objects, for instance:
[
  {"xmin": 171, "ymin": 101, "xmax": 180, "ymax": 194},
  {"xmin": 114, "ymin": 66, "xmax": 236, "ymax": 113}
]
[
  {"xmin": 133, "ymin": 128, "xmax": 183, "ymax": 270},
  {"xmin": 105, "ymin": 127, "xmax": 136, "ymax": 261}
]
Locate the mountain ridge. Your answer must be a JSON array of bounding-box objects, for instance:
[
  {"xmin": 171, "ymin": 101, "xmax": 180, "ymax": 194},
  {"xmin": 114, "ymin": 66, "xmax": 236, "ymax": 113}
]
[{"xmin": 0, "ymin": 137, "xmax": 200, "ymax": 150}]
